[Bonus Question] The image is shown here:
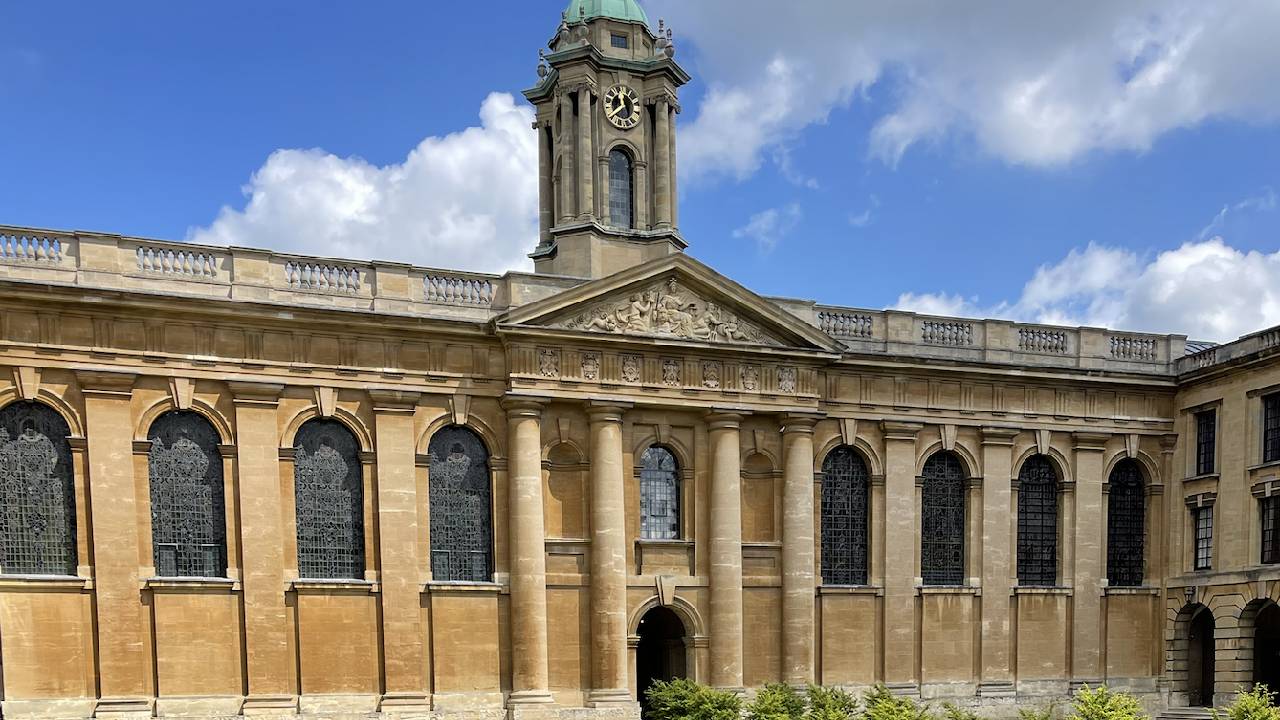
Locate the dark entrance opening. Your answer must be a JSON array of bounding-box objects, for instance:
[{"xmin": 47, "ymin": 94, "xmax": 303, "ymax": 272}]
[
  {"xmin": 1188, "ymin": 607, "xmax": 1216, "ymax": 707},
  {"xmin": 1255, "ymin": 603, "xmax": 1280, "ymax": 692},
  {"xmin": 636, "ymin": 607, "xmax": 687, "ymax": 711}
]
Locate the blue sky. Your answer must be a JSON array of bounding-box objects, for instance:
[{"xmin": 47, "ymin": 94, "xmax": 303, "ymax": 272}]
[{"xmin": 3, "ymin": 1, "xmax": 1279, "ymax": 341}]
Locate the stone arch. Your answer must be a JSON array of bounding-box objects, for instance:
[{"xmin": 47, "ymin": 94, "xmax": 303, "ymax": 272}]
[
  {"xmin": 281, "ymin": 405, "xmax": 373, "ymax": 453},
  {"xmin": 604, "ymin": 138, "xmax": 644, "ymax": 161},
  {"xmin": 135, "ymin": 395, "xmax": 233, "ymax": 445},
  {"xmin": 630, "ymin": 433, "xmax": 693, "ymax": 474},
  {"xmin": 1169, "ymin": 602, "xmax": 1218, "ymax": 707},
  {"xmin": 815, "ymin": 436, "xmax": 883, "ymax": 479},
  {"xmin": 417, "ymin": 411, "xmax": 504, "ymax": 460},
  {"xmin": 628, "ymin": 594, "xmax": 707, "ymax": 639},
  {"xmin": 1012, "ymin": 445, "xmax": 1072, "ymax": 484},
  {"xmin": 1239, "ymin": 598, "xmax": 1280, "ymax": 694},
  {"xmin": 916, "ymin": 441, "xmax": 981, "ymax": 481},
  {"xmin": 0, "ymin": 389, "xmax": 84, "ymax": 438},
  {"xmin": 1103, "ymin": 448, "xmax": 1162, "ymax": 489},
  {"xmin": 544, "ymin": 441, "xmax": 588, "ymax": 540}
]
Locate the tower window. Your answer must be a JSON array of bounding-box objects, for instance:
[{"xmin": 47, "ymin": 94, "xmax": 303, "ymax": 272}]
[
  {"xmin": 611, "ymin": 33, "xmax": 629, "ymax": 49},
  {"xmin": 608, "ymin": 149, "xmax": 634, "ymax": 229},
  {"xmin": 1195, "ymin": 410, "xmax": 1216, "ymax": 476}
]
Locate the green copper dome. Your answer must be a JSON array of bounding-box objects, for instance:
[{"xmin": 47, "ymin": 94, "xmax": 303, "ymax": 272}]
[{"xmin": 563, "ymin": 0, "xmax": 649, "ymax": 26}]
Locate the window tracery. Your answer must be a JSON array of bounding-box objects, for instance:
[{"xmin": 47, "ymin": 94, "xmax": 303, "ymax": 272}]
[
  {"xmin": 0, "ymin": 401, "xmax": 76, "ymax": 575},
  {"xmin": 294, "ymin": 419, "xmax": 364, "ymax": 580},
  {"xmin": 921, "ymin": 452, "xmax": 966, "ymax": 586},
  {"xmin": 1107, "ymin": 459, "xmax": 1146, "ymax": 587},
  {"xmin": 640, "ymin": 446, "xmax": 680, "ymax": 540},
  {"xmin": 148, "ymin": 411, "xmax": 226, "ymax": 578},
  {"xmin": 1016, "ymin": 455, "xmax": 1059, "ymax": 586},
  {"xmin": 429, "ymin": 426, "xmax": 493, "ymax": 582},
  {"xmin": 821, "ymin": 446, "xmax": 869, "ymax": 586}
]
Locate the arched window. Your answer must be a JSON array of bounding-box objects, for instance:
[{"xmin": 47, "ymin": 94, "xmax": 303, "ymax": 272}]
[
  {"xmin": 293, "ymin": 419, "xmax": 363, "ymax": 579},
  {"xmin": 429, "ymin": 426, "xmax": 493, "ymax": 582},
  {"xmin": 1107, "ymin": 459, "xmax": 1146, "ymax": 587},
  {"xmin": 640, "ymin": 446, "xmax": 680, "ymax": 540},
  {"xmin": 1017, "ymin": 455, "xmax": 1059, "ymax": 586},
  {"xmin": 608, "ymin": 149, "xmax": 634, "ymax": 229},
  {"xmin": 821, "ymin": 446, "xmax": 870, "ymax": 586},
  {"xmin": 921, "ymin": 452, "xmax": 966, "ymax": 586},
  {"xmin": 0, "ymin": 401, "xmax": 76, "ymax": 575},
  {"xmin": 148, "ymin": 411, "xmax": 226, "ymax": 578}
]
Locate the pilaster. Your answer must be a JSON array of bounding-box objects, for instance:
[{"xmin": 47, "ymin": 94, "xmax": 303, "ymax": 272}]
[
  {"xmin": 77, "ymin": 370, "xmax": 149, "ymax": 717},
  {"xmin": 577, "ymin": 86, "xmax": 595, "ymax": 222},
  {"xmin": 979, "ymin": 426, "xmax": 1018, "ymax": 695},
  {"xmin": 780, "ymin": 413, "xmax": 822, "ymax": 686},
  {"xmin": 503, "ymin": 397, "xmax": 553, "ymax": 705},
  {"xmin": 370, "ymin": 390, "xmax": 431, "ymax": 713},
  {"xmin": 881, "ymin": 421, "xmax": 923, "ymax": 693},
  {"xmin": 229, "ymin": 381, "xmax": 297, "ymax": 714},
  {"xmin": 1071, "ymin": 431, "xmax": 1110, "ymax": 685},
  {"xmin": 652, "ymin": 99, "xmax": 672, "ymax": 230},
  {"xmin": 707, "ymin": 411, "xmax": 744, "ymax": 691},
  {"xmin": 586, "ymin": 402, "xmax": 634, "ymax": 707}
]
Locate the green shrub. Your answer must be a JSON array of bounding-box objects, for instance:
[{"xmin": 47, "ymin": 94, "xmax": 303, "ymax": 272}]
[
  {"xmin": 806, "ymin": 684, "xmax": 859, "ymax": 720},
  {"xmin": 863, "ymin": 684, "xmax": 931, "ymax": 720},
  {"xmin": 1068, "ymin": 685, "xmax": 1146, "ymax": 720},
  {"xmin": 645, "ymin": 678, "xmax": 742, "ymax": 720},
  {"xmin": 1212, "ymin": 685, "xmax": 1280, "ymax": 720},
  {"xmin": 941, "ymin": 703, "xmax": 984, "ymax": 720},
  {"xmin": 1017, "ymin": 703, "xmax": 1058, "ymax": 720},
  {"xmin": 747, "ymin": 683, "xmax": 807, "ymax": 720}
]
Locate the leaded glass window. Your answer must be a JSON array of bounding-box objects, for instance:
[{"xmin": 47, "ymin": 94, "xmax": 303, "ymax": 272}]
[
  {"xmin": 1196, "ymin": 410, "xmax": 1216, "ymax": 476},
  {"xmin": 1193, "ymin": 506, "xmax": 1213, "ymax": 571},
  {"xmin": 1262, "ymin": 496, "xmax": 1280, "ymax": 565},
  {"xmin": 640, "ymin": 446, "xmax": 680, "ymax": 540},
  {"xmin": 608, "ymin": 149, "xmax": 634, "ymax": 229},
  {"xmin": 293, "ymin": 419, "xmax": 363, "ymax": 579},
  {"xmin": 0, "ymin": 401, "xmax": 76, "ymax": 575},
  {"xmin": 921, "ymin": 452, "xmax": 966, "ymax": 586},
  {"xmin": 1017, "ymin": 455, "xmax": 1059, "ymax": 586},
  {"xmin": 429, "ymin": 426, "xmax": 493, "ymax": 582},
  {"xmin": 1106, "ymin": 459, "xmax": 1145, "ymax": 587},
  {"xmin": 148, "ymin": 411, "xmax": 226, "ymax": 578},
  {"xmin": 821, "ymin": 446, "xmax": 870, "ymax": 586},
  {"xmin": 1265, "ymin": 394, "xmax": 1280, "ymax": 464}
]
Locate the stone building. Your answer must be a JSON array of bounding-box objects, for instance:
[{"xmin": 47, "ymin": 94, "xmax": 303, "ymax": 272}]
[{"xmin": 0, "ymin": 1, "xmax": 1277, "ymax": 719}]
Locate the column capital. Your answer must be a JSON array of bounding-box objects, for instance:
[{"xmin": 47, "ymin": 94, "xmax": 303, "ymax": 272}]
[
  {"xmin": 881, "ymin": 420, "xmax": 924, "ymax": 441},
  {"xmin": 229, "ymin": 381, "xmax": 285, "ymax": 406},
  {"xmin": 75, "ymin": 370, "xmax": 137, "ymax": 396},
  {"xmin": 980, "ymin": 426, "xmax": 1020, "ymax": 446},
  {"xmin": 369, "ymin": 389, "xmax": 421, "ymax": 413},
  {"xmin": 586, "ymin": 400, "xmax": 632, "ymax": 424},
  {"xmin": 1072, "ymin": 432, "xmax": 1110, "ymax": 452},
  {"xmin": 706, "ymin": 411, "xmax": 745, "ymax": 431},
  {"xmin": 501, "ymin": 395, "xmax": 548, "ymax": 418},
  {"xmin": 780, "ymin": 412, "xmax": 824, "ymax": 435}
]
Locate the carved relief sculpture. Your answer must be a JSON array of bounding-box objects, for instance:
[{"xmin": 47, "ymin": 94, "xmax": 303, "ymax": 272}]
[
  {"xmin": 662, "ymin": 359, "xmax": 681, "ymax": 387},
  {"xmin": 622, "ymin": 355, "xmax": 641, "ymax": 384},
  {"xmin": 560, "ymin": 278, "xmax": 781, "ymax": 346},
  {"xmin": 702, "ymin": 362, "xmax": 721, "ymax": 389},
  {"xmin": 779, "ymin": 366, "xmax": 798, "ymax": 394},
  {"xmin": 741, "ymin": 365, "xmax": 760, "ymax": 391},
  {"xmin": 539, "ymin": 348, "xmax": 560, "ymax": 378},
  {"xmin": 581, "ymin": 353, "xmax": 600, "ymax": 381}
]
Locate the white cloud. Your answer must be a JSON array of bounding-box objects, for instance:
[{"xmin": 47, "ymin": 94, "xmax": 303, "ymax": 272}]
[
  {"xmin": 648, "ymin": 0, "xmax": 1280, "ymax": 178},
  {"xmin": 893, "ymin": 238, "xmax": 1280, "ymax": 343},
  {"xmin": 849, "ymin": 195, "xmax": 880, "ymax": 229},
  {"xmin": 732, "ymin": 203, "xmax": 802, "ymax": 253},
  {"xmin": 188, "ymin": 92, "xmax": 538, "ymax": 273}
]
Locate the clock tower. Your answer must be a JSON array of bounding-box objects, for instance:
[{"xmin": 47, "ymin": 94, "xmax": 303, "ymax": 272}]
[{"xmin": 524, "ymin": 0, "xmax": 690, "ymax": 279}]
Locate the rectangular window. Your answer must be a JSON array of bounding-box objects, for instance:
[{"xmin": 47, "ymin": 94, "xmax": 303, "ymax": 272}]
[
  {"xmin": 1263, "ymin": 497, "xmax": 1280, "ymax": 565},
  {"xmin": 1266, "ymin": 394, "xmax": 1280, "ymax": 463},
  {"xmin": 1193, "ymin": 506, "xmax": 1213, "ymax": 571},
  {"xmin": 610, "ymin": 33, "xmax": 629, "ymax": 49},
  {"xmin": 1195, "ymin": 410, "xmax": 1217, "ymax": 476}
]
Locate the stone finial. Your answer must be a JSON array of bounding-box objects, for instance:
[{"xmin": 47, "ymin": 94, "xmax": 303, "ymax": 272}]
[{"xmin": 537, "ymin": 49, "xmax": 548, "ymax": 79}]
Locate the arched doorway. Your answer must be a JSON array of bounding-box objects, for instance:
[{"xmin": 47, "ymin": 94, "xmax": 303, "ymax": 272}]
[
  {"xmin": 1187, "ymin": 607, "xmax": 1216, "ymax": 707},
  {"xmin": 636, "ymin": 607, "xmax": 687, "ymax": 708},
  {"xmin": 1256, "ymin": 603, "xmax": 1280, "ymax": 691}
]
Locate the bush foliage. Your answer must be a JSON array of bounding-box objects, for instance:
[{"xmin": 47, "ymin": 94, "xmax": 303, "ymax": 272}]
[
  {"xmin": 1068, "ymin": 685, "xmax": 1147, "ymax": 720},
  {"xmin": 645, "ymin": 678, "xmax": 742, "ymax": 720},
  {"xmin": 1213, "ymin": 685, "xmax": 1280, "ymax": 720}
]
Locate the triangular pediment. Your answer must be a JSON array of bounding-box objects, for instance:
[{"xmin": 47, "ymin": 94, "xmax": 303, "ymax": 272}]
[{"xmin": 498, "ymin": 255, "xmax": 842, "ymax": 353}]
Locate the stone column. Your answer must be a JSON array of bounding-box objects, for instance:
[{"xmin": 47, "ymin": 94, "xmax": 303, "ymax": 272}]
[
  {"xmin": 653, "ymin": 99, "xmax": 672, "ymax": 229},
  {"xmin": 708, "ymin": 412, "xmax": 744, "ymax": 691},
  {"xmin": 668, "ymin": 106, "xmax": 678, "ymax": 229},
  {"xmin": 78, "ymin": 371, "xmax": 148, "ymax": 717},
  {"xmin": 979, "ymin": 427, "xmax": 1018, "ymax": 695},
  {"xmin": 537, "ymin": 123, "xmax": 553, "ymax": 246},
  {"xmin": 229, "ymin": 382, "xmax": 296, "ymax": 714},
  {"xmin": 504, "ymin": 398, "xmax": 554, "ymax": 705},
  {"xmin": 781, "ymin": 414, "xmax": 822, "ymax": 686},
  {"xmin": 370, "ymin": 390, "xmax": 431, "ymax": 713},
  {"xmin": 881, "ymin": 421, "xmax": 923, "ymax": 692},
  {"xmin": 1071, "ymin": 432, "xmax": 1109, "ymax": 686},
  {"xmin": 577, "ymin": 86, "xmax": 595, "ymax": 221},
  {"xmin": 587, "ymin": 403, "xmax": 633, "ymax": 705},
  {"xmin": 558, "ymin": 95, "xmax": 575, "ymax": 223}
]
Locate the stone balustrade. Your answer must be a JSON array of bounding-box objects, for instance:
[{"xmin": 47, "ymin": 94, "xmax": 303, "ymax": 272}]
[{"xmin": 0, "ymin": 224, "xmax": 1190, "ymax": 375}]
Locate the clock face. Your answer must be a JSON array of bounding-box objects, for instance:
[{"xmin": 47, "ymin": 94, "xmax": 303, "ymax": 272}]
[{"xmin": 603, "ymin": 85, "xmax": 641, "ymax": 130}]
